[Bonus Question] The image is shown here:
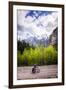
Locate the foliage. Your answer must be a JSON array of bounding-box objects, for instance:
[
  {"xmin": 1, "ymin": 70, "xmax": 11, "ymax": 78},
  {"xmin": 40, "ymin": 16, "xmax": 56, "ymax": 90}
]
[
  {"xmin": 17, "ymin": 40, "xmax": 35, "ymax": 54},
  {"xmin": 17, "ymin": 44, "xmax": 58, "ymax": 66}
]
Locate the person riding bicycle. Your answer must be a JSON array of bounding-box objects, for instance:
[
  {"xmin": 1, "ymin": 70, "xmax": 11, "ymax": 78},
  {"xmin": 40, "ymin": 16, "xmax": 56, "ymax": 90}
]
[{"xmin": 32, "ymin": 64, "xmax": 40, "ymax": 74}]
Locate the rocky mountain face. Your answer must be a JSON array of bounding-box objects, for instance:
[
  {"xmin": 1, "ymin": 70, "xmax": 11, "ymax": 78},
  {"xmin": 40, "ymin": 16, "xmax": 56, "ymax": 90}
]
[
  {"xmin": 18, "ymin": 27, "xmax": 58, "ymax": 47},
  {"xmin": 21, "ymin": 35, "xmax": 50, "ymax": 47},
  {"xmin": 49, "ymin": 27, "xmax": 58, "ymax": 46}
]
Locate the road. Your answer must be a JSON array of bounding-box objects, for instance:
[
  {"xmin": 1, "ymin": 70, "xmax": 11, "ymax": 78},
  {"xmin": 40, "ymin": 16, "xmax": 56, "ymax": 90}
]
[{"xmin": 17, "ymin": 65, "xmax": 58, "ymax": 80}]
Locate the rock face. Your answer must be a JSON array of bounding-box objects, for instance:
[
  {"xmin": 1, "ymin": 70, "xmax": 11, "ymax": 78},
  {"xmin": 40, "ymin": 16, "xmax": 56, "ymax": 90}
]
[
  {"xmin": 18, "ymin": 25, "xmax": 58, "ymax": 47},
  {"xmin": 23, "ymin": 27, "xmax": 58, "ymax": 47},
  {"xmin": 22, "ymin": 35, "xmax": 50, "ymax": 47},
  {"xmin": 49, "ymin": 27, "xmax": 58, "ymax": 46}
]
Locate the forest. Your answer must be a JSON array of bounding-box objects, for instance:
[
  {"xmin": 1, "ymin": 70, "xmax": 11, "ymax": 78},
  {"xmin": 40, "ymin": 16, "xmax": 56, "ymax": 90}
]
[{"xmin": 17, "ymin": 40, "xmax": 58, "ymax": 66}]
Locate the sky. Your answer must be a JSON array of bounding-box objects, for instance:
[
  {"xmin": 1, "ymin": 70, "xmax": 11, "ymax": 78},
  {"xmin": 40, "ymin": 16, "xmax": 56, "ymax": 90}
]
[{"xmin": 17, "ymin": 10, "xmax": 58, "ymax": 40}]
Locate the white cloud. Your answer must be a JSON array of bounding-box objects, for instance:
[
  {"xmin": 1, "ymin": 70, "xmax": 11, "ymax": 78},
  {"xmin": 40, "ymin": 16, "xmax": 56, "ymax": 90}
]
[
  {"xmin": 17, "ymin": 10, "xmax": 58, "ymax": 40},
  {"xmin": 25, "ymin": 16, "xmax": 35, "ymax": 23},
  {"xmin": 17, "ymin": 10, "xmax": 29, "ymax": 26}
]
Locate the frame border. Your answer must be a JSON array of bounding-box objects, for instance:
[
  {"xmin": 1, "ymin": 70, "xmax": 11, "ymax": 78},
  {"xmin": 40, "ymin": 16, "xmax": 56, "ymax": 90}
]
[{"xmin": 9, "ymin": 1, "xmax": 64, "ymax": 88}]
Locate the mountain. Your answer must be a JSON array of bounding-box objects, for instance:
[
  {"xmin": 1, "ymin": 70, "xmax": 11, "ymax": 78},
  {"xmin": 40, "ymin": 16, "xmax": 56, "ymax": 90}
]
[
  {"xmin": 22, "ymin": 35, "xmax": 50, "ymax": 47},
  {"xmin": 49, "ymin": 27, "xmax": 58, "ymax": 46},
  {"xmin": 18, "ymin": 25, "xmax": 58, "ymax": 47}
]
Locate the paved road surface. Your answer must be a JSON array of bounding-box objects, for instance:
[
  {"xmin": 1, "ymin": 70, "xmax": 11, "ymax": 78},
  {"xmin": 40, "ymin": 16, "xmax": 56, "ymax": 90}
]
[{"xmin": 17, "ymin": 65, "xmax": 58, "ymax": 80}]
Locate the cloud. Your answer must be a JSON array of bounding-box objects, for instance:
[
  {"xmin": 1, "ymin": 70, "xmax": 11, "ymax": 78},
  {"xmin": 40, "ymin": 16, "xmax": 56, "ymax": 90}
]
[{"xmin": 17, "ymin": 10, "xmax": 58, "ymax": 40}]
